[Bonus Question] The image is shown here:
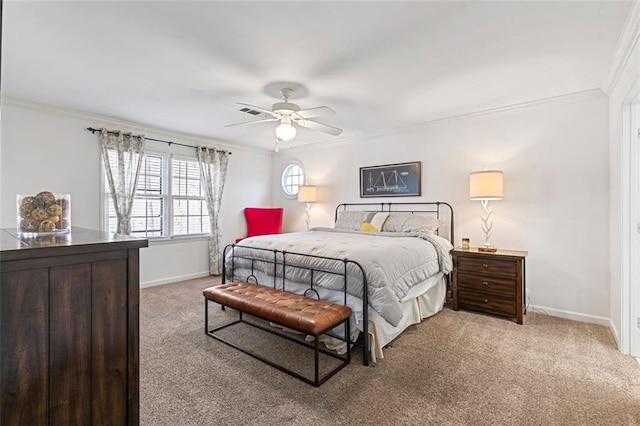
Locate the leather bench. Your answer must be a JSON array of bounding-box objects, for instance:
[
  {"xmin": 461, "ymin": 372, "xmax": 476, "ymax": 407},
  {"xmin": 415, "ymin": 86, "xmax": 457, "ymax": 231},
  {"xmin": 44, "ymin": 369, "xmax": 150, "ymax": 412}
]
[{"xmin": 203, "ymin": 282, "xmax": 352, "ymax": 386}]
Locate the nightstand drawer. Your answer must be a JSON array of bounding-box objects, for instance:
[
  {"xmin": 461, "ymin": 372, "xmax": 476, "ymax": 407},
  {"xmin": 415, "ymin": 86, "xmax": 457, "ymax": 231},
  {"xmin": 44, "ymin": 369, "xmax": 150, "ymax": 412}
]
[
  {"xmin": 457, "ymin": 256, "xmax": 516, "ymax": 277},
  {"xmin": 457, "ymin": 273, "xmax": 515, "ymax": 297},
  {"xmin": 458, "ymin": 290, "xmax": 516, "ymax": 317}
]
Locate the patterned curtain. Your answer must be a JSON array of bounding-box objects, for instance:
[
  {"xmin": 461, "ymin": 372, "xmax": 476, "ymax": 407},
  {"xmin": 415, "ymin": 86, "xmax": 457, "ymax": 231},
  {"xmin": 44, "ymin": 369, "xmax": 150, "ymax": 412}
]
[
  {"xmin": 98, "ymin": 128, "xmax": 146, "ymax": 235},
  {"xmin": 197, "ymin": 147, "xmax": 230, "ymax": 275}
]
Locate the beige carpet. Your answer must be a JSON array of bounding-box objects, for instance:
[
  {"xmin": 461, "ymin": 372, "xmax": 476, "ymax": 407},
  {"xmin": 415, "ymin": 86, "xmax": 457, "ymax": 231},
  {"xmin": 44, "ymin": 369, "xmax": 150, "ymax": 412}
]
[{"xmin": 140, "ymin": 277, "xmax": 640, "ymax": 426}]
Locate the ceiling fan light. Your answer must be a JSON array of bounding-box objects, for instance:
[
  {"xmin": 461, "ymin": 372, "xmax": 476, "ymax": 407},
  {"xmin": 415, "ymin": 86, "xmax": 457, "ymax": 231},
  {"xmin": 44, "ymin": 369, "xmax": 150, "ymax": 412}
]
[{"xmin": 276, "ymin": 121, "xmax": 296, "ymax": 142}]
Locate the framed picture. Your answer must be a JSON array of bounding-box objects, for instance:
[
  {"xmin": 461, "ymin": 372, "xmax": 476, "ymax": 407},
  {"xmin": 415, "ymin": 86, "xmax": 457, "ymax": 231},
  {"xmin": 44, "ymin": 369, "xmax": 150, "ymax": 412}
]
[{"xmin": 359, "ymin": 161, "xmax": 421, "ymax": 198}]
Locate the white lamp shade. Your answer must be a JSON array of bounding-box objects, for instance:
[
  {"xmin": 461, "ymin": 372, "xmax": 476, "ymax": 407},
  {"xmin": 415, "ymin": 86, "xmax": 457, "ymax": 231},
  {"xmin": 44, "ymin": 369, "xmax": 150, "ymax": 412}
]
[
  {"xmin": 297, "ymin": 186, "xmax": 317, "ymax": 203},
  {"xmin": 469, "ymin": 170, "xmax": 503, "ymax": 200}
]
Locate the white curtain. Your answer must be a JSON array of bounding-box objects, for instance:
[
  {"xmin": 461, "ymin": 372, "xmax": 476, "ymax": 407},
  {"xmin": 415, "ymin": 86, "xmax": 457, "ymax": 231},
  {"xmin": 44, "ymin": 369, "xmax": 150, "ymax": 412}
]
[
  {"xmin": 197, "ymin": 147, "xmax": 230, "ymax": 275},
  {"xmin": 98, "ymin": 128, "xmax": 146, "ymax": 235}
]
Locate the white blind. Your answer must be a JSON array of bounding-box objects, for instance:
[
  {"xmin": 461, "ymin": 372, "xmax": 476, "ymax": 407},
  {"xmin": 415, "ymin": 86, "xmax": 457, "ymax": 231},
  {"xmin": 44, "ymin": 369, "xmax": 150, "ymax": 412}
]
[
  {"xmin": 172, "ymin": 158, "xmax": 208, "ymax": 236},
  {"xmin": 105, "ymin": 153, "xmax": 209, "ymax": 238},
  {"xmin": 106, "ymin": 152, "xmax": 164, "ymax": 237},
  {"xmin": 136, "ymin": 154, "xmax": 163, "ymax": 195}
]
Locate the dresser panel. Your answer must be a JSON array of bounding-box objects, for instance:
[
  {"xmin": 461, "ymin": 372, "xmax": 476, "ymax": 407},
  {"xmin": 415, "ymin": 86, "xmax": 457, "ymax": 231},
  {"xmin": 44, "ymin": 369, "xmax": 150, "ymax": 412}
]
[
  {"xmin": 0, "ymin": 268, "xmax": 50, "ymax": 425},
  {"xmin": 92, "ymin": 258, "xmax": 129, "ymax": 425},
  {"xmin": 49, "ymin": 263, "xmax": 92, "ymax": 424}
]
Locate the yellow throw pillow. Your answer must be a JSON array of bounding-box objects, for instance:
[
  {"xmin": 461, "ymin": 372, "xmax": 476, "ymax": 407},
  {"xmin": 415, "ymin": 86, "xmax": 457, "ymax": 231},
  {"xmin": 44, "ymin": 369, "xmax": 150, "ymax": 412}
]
[{"xmin": 360, "ymin": 222, "xmax": 380, "ymax": 232}]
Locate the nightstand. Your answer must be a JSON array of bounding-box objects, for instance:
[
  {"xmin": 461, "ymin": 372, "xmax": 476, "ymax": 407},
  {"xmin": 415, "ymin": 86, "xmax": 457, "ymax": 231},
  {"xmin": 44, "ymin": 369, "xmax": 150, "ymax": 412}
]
[{"xmin": 451, "ymin": 247, "xmax": 528, "ymax": 324}]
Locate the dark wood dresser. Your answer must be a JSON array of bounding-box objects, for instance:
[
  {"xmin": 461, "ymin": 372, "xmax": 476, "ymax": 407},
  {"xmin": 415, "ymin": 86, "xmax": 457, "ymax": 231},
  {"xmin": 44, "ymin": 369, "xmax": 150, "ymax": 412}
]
[
  {"xmin": 0, "ymin": 227, "xmax": 148, "ymax": 425},
  {"xmin": 451, "ymin": 247, "xmax": 528, "ymax": 324}
]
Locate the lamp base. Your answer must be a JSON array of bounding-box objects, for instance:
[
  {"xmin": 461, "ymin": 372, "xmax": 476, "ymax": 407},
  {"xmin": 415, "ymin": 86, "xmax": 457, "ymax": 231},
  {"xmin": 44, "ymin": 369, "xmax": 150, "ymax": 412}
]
[{"xmin": 478, "ymin": 245, "xmax": 498, "ymax": 253}]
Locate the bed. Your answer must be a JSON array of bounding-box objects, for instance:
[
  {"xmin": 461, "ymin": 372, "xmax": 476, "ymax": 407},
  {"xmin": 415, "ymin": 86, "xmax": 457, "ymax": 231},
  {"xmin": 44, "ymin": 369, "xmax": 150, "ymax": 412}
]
[{"xmin": 222, "ymin": 202, "xmax": 454, "ymax": 365}]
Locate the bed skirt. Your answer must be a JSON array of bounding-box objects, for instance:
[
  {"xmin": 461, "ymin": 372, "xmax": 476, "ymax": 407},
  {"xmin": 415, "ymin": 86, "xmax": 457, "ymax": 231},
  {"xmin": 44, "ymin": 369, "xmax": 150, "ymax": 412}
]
[{"xmin": 230, "ymin": 268, "xmax": 446, "ymax": 362}]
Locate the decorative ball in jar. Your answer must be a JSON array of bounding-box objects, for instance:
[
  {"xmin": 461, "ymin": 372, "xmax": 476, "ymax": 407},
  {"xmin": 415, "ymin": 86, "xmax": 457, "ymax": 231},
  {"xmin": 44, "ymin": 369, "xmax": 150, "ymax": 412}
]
[{"xmin": 17, "ymin": 192, "xmax": 71, "ymax": 236}]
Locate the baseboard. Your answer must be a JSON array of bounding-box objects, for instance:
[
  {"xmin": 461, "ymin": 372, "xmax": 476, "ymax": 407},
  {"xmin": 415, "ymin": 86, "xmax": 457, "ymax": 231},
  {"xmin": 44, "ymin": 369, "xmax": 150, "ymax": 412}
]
[
  {"xmin": 609, "ymin": 318, "xmax": 621, "ymax": 349},
  {"xmin": 529, "ymin": 304, "xmax": 611, "ymax": 327},
  {"xmin": 141, "ymin": 271, "xmax": 211, "ymax": 288}
]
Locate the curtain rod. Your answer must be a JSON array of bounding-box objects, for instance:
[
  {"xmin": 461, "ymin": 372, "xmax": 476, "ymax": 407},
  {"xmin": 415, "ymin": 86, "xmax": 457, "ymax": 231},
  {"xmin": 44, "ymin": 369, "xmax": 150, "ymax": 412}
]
[{"xmin": 85, "ymin": 127, "xmax": 232, "ymax": 154}]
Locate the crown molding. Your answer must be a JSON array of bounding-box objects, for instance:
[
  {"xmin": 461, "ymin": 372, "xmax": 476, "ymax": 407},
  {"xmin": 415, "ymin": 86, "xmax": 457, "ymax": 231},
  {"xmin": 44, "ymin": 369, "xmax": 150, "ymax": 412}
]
[
  {"xmin": 2, "ymin": 88, "xmax": 604, "ymax": 157},
  {"xmin": 602, "ymin": 1, "xmax": 640, "ymax": 95},
  {"xmin": 0, "ymin": 96, "xmax": 271, "ymax": 155},
  {"xmin": 281, "ymin": 88, "xmax": 606, "ymax": 154},
  {"xmin": 402, "ymin": 88, "xmax": 605, "ymax": 129}
]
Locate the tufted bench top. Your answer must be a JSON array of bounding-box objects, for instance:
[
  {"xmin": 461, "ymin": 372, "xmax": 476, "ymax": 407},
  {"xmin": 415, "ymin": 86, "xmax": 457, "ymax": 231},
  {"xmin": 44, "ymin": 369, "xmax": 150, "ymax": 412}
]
[{"xmin": 203, "ymin": 282, "xmax": 352, "ymax": 336}]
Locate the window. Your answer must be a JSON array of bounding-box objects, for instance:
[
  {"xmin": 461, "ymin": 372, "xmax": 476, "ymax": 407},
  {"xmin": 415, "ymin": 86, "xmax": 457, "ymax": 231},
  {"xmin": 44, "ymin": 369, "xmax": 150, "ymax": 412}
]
[
  {"xmin": 104, "ymin": 152, "xmax": 208, "ymax": 238},
  {"xmin": 281, "ymin": 163, "xmax": 305, "ymax": 198},
  {"xmin": 172, "ymin": 158, "xmax": 208, "ymax": 236}
]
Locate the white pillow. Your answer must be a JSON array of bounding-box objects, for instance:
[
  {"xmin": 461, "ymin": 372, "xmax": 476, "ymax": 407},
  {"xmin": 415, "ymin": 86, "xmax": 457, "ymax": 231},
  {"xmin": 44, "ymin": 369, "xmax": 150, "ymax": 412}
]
[
  {"xmin": 334, "ymin": 211, "xmax": 369, "ymax": 230},
  {"xmin": 381, "ymin": 213, "xmax": 443, "ymax": 233}
]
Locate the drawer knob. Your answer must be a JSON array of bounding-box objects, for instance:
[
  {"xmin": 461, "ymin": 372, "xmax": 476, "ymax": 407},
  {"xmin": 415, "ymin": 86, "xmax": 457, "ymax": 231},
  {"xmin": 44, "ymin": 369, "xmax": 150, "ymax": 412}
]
[
  {"xmin": 482, "ymin": 281, "xmax": 488, "ymax": 286},
  {"xmin": 482, "ymin": 264, "xmax": 488, "ymax": 269},
  {"xmin": 483, "ymin": 299, "xmax": 489, "ymax": 303}
]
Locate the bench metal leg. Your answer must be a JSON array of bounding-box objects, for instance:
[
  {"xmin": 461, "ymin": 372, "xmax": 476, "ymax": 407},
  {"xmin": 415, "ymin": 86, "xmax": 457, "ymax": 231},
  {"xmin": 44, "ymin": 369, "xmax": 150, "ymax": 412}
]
[
  {"xmin": 204, "ymin": 298, "xmax": 209, "ymax": 334},
  {"xmin": 314, "ymin": 336, "xmax": 320, "ymax": 386}
]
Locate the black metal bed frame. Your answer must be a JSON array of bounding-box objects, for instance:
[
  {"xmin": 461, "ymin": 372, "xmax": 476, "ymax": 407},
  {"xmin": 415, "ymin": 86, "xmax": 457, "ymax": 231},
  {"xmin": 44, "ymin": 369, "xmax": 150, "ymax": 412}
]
[
  {"xmin": 334, "ymin": 201, "xmax": 455, "ymax": 243},
  {"xmin": 218, "ymin": 201, "xmax": 454, "ymax": 369},
  {"xmin": 212, "ymin": 245, "xmax": 364, "ymax": 383}
]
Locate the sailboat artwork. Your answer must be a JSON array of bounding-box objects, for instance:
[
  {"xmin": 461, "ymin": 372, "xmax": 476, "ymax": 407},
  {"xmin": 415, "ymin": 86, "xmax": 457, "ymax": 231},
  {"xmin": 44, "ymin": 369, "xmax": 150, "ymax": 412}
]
[
  {"xmin": 365, "ymin": 170, "xmax": 408, "ymax": 193},
  {"xmin": 360, "ymin": 161, "xmax": 421, "ymax": 198}
]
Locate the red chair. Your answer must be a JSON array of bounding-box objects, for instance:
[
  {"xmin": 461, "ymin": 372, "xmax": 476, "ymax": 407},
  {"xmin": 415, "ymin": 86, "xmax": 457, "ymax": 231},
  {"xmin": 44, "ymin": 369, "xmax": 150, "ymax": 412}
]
[{"xmin": 236, "ymin": 207, "xmax": 284, "ymax": 243}]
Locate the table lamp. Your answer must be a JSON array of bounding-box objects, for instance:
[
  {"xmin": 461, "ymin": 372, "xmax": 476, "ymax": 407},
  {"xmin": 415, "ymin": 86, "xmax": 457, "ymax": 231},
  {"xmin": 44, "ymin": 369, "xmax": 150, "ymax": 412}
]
[
  {"xmin": 297, "ymin": 186, "xmax": 317, "ymax": 230},
  {"xmin": 469, "ymin": 170, "xmax": 503, "ymax": 252}
]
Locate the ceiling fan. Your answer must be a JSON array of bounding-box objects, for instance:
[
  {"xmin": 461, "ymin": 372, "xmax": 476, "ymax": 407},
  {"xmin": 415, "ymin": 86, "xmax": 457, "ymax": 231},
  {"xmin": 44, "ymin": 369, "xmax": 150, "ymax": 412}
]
[{"xmin": 225, "ymin": 87, "xmax": 343, "ymax": 147}]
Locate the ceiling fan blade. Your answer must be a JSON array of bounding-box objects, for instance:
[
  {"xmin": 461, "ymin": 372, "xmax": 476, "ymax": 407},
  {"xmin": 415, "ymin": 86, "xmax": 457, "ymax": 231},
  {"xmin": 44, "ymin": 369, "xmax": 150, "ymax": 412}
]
[
  {"xmin": 237, "ymin": 102, "xmax": 278, "ymax": 118},
  {"xmin": 293, "ymin": 106, "xmax": 335, "ymax": 119},
  {"xmin": 224, "ymin": 117, "xmax": 279, "ymax": 128},
  {"xmin": 295, "ymin": 119, "xmax": 343, "ymax": 136}
]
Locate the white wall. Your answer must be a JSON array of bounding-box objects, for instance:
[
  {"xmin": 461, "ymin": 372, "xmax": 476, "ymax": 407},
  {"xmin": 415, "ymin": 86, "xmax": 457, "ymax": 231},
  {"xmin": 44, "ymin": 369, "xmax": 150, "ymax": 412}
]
[
  {"xmin": 0, "ymin": 92, "xmax": 614, "ymax": 322},
  {"xmin": 0, "ymin": 98, "xmax": 273, "ymax": 286},
  {"xmin": 273, "ymin": 91, "xmax": 611, "ymax": 322},
  {"xmin": 605, "ymin": 2, "xmax": 640, "ymax": 353}
]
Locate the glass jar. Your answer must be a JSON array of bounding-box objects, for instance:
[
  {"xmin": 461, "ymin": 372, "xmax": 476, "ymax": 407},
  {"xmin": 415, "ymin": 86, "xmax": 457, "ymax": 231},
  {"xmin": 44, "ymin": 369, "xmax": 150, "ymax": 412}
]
[
  {"xmin": 462, "ymin": 238, "xmax": 470, "ymax": 250},
  {"xmin": 17, "ymin": 192, "xmax": 71, "ymax": 236}
]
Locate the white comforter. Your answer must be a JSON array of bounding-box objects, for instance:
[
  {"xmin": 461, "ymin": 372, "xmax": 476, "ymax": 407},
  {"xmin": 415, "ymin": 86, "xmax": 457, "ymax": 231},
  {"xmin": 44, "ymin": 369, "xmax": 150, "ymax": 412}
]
[{"xmin": 225, "ymin": 228, "xmax": 453, "ymax": 327}]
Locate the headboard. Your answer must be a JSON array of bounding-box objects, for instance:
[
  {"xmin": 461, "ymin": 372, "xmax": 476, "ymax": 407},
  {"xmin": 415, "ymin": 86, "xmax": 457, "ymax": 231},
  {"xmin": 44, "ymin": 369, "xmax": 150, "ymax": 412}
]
[{"xmin": 334, "ymin": 202, "xmax": 455, "ymax": 244}]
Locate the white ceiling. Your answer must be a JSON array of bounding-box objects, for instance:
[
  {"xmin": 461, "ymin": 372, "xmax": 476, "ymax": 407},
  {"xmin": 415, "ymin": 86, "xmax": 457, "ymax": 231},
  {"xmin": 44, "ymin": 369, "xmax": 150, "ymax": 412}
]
[{"xmin": 1, "ymin": 1, "xmax": 632, "ymax": 151}]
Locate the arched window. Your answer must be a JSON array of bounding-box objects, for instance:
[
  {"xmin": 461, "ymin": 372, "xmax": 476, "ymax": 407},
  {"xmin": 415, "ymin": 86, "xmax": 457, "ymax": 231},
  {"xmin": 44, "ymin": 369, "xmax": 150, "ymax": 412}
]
[{"xmin": 281, "ymin": 163, "xmax": 305, "ymax": 198}]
